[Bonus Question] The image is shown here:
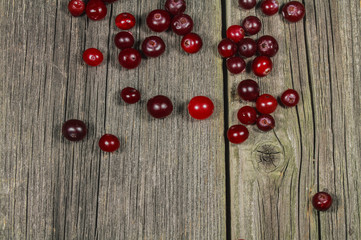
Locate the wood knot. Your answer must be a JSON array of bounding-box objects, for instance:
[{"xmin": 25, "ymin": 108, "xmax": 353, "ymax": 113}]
[{"xmin": 253, "ymin": 144, "xmax": 284, "ymax": 173}]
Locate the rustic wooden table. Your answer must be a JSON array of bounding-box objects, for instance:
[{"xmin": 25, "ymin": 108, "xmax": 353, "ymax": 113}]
[{"xmin": 1, "ymin": 0, "xmax": 360, "ymax": 239}]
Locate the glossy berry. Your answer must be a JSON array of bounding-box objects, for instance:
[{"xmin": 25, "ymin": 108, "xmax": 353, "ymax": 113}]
[
  {"xmin": 86, "ymin": 0, "xmax": 107, "ymax": 21},
  {"xmin": 83, "ymin": 48, "xmax": 103, "ymax": 67},
  {"xmin": 118, "ymin": 48, "xmax": 141, "ymax": 69},
  {"xmin": 146, "ymin": 9, "xmax": 171, "ymax": 32},
  {"xmin": 257, "ymin": 114, "xmax": 275, "ymax": 131},
  {"xmin": 281, "ymin": 89, "xmax": 300, "ymax": 107},
  {"xmin": 62, "ymin": 119, "xmax": 87, "ymax": 141},
  {"xmin": 237, "ymin": 79, "xmax": 260, "ymax": 101},
  {"xmin": 260, "ymin": 0, "xmax": 279, "ymax": 16},
  {"xmin": 142, "ymin": 36, "xmax": 166, "ymax": 58},
  {"xmin": 99, "ymin": 134, "xmax": 120, "ymax": 152},
  {"xmin": 238, "ymin": 38, "xmax": 257, "ymax": 58},
  {"xmin": 188, "ymin": 96, "xmax": 215, "ymax": 120},
  {"xmin": 252, "ymin": 56, "xmax": 273, "ymax": 77},
  {"xmin": 218, "ymin": 38, "xmax": 238, "ymax": 58},
  {"xmin": 237, "ymin": 106, "xmax": 257, "ymax": 125},
  {"xmin": 114, "ymin": 31, "xmax": 134, "ymax": 50},
  {"xmin": 171, "ymin": 14, "xmax": 193, "ymax": 36},
  {"xmin": 257, "ymin": 35, "xmax": 279, "ymax": 57},
  {"xmin": 226, "ymin": 57, "xmax": 246, "ymax": 74},
  {"xmin": 115, "ymin": 13, "xmax": 136, "ymax": 30},
  {"xmin": 165, "ymin": 0, "xmax": 186, "ymax": 16},
  {"xmin": 256, "ymin": 94, "xmax": 278, "ymax": 114},
  {"xmin": 68, "ymin": 0, "xmax": 86, "ymax": 17},
  {"xmin": 227, "ymin": 125, "xmax": 249, "ymax": 144},
  {"xmin": 312, "ymin": 192, "xmax": 333, "ymax": 211},
  {"xmin": 238, "ymin": 0, "xmax": 257, "ymax": 10},
  {"xmin": 181, "ymin": 33, "xmax": 203, "ymax": 54},
  {"xmin": 226, "ymin": 25, "xmax": 245, "ymax": 43},
  {"xmin": 282, "ymin": 1, "xmax": 305, "ymax": 22},
  {"xmin": 242, "ymin": 16, "xmax": 262, "ymax": 36},
  {"xmin": 147, "ymin": 95, "xmax": 173, "ymax": 119},
  {"xmin": 121, "ymin": 87, "xmax": 140, "ymax": 104}
]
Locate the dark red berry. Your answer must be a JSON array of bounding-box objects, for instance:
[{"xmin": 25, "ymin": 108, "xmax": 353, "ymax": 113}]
[
  {"xmin": 237, "ymin": 79, "xmax": 260, "ymax": 101},
  {"xmin": 83, "ymin": 48, "xmax": 103, "ymax": 66},
  {"xmin": 99, "ymin": 134, "xmax": 120, "ymax": 152},
  {"xmin": 121, "ymin": 87, "xmax": 140, "ymax": 104},
  {"xmin": 256, "ymin": 94, "xmax": 278, "ymax": 114},
  {"xmin": 142, "ymin": 36, "xmax": 166, "ymax": 58},
  {"xmin": 146, "ymin": 9, "xmax": 171, "ymax": 32},
  {"xmin": 218, "ymin": 38, "xmax": 238, "ymax": 58},
  {"xmin": 226, "ymin": 57, "xmax": 246, "ymax": 74},
  {"xmin": 237, "ymin": 106, "xmax": 257, "ymax": 125},
  {"xmin": 282, "ymin": 1, "xmax": 305, "ymax": 22},
  {"xmin": 147, "ymin": 95, "xmax": 173, "ymax": 119},
  {"xmin": 226, "ymin": 25, "xmax": 245, "ymax": 43},
  {"xmin": 238, "ymin": 38, "xmax": 257, "ymax": 58},
  {"xmin": 62, "ymin": 119, "xmax": 87, "ymax": 141},
  {"xmin": 252, "ymin": 56, "xmax": 273, "ymax": 77},
  {"xmin": 227, "ymin": 125, "xmax": 249, "ymax": 144},
  {"xmin": 257, "ymin": 35, "xmax": 279, "ymax": 57},
  {"xmin": 312, "ymin": 192, "xmax": 333, "ymax": 211},
  {"xmin": 256, "ymin": 114, "xmax": 275, "ymax": 131},
  {"xmin": 188, "ymin": 96, "xmax": 214, "ymax": 120},
  {"xmin": 260, "ymin": 0, "xmax": 279, "ymax": 16},
  {"xmin": 114, "ymin": 31, "xmax": 134, "ymax": 50},
  {"xmin": 281, "ymin": 89, "xmax": 300, "ymax": 107},
  {"xmin": 171, "ymin": 14, "xmax": 193, "ymax": 36},
  {"xmin": 181, "ymin": 33, "xmax": 203, "ymax": 54},
  {"xmin": 242, "ymin": 16, "xmax": 262, "ymax": 36},
  {"xmin": 238, "ymin": 0, "xmax": 257, "ymax": 10},
  {"xmin": 86, "ymin": 0, "xmax": 107, "ymax": 21},
  {"xmin": 68, "ymin": 0, "xmax": 86, "ymax": 17},
  {"xmin": 115, "ymin": 13, "xmax": 136, "ymax": 30},
  {"xmin": 164, "ymin": 0, "xmax": 186, "ymax": 16},
  {"xmin": 118, "ymin": 48, "xmax": 141, "ymax": 69}
]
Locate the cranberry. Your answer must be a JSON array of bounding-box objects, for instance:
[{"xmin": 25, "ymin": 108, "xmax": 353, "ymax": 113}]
[
  {"xmin": 142, "ymin": 36, "xmax": 166, "ymax": 58},
  {"xmin": 118, "ymin": 48, "xmax": 141, "ymax": 69},
  {"xmin": 237, "ymin": 106, "xmax": 257, "ymax": 125},
  {"xmin": 181, "ymin": 33, "xmax": 203, "ymax": 54},
  {"xmin": 68, "ymin": 0, "xmax": 86, "ymax": 17},
  {"xmin": 86, "ymin": 0, "xmax": 107, "ymax": 21},
  {"xmin": 238, "ymin": 0, "xmax": 257, "ymax": 10},
  {"xmin": 83, "ymin": 48, "xmax": 103, "ymax": 67},
  {"xmin": 147, "ymin": 95, "xmax": 173, "ymax": 119},
  {"xmin": 114, "ymin": 31, "xmax": 134, "ymax": 50},
  {"xmin": 62, "ymin": 119, "xmax": 87, "ymax": 141},
  {"xmin": 252, "ymin": 56, "xmax": 273, "ymax": 77},
  {"xmin": 171, "ymin": 14, "xmax": 193, "ymax": 36},
  {"xmin": 237, "ymin": 79, "xmax": 260, "ymax": 101},
  {"xmin": 312, "ymin": 192, "xmax": 333, "ymax": 211},
  {"xmin": 238, "ymin": 38, "xmax": 257, "ymax": 58},
  {"xmin": 121, "ymin": 87, "xmax": 140, "ymax": 104},
  {"xmin": 115, "ymin": 13, "xmax": 136, "ymax": 30},
  {"xmin": 146, "ymin": 9, "xmax": 171, "ymax": 32},
  {"xmin": 99, "ymin": 134, "xmax": 120, "ymax": 152},
  {"xmin": 256, "ymin": 94, "xmax": 278, "ymax": 114},
  {"xmin": 257, "ymin": 35, "xmax": 279, "ymax": 57},
  {"xmin": 260, "ymin": 0, "xmax": 279, "ymax": 16},
  {"xmin": 227, "ymin": 125, "xmax": 249, "ymax": 144},
  {"xmin": 164, "ymin": 0, "xmax": 186, "ymax": 16},
  {"xmin": 226, "ymin": 57, "xmax": 246, "ymax": 74},
  {"xmin": 256, "ymin": 114, "xmax": 275, "ymax": 131},
  {"xmin": 218, "ymin": 38, "xmax": 238, "ymax": 58},
  {"xmin": 282, "ymin": 1, "xmax": 305, "ymax": 22},
  {"xmin": 281, "ymin": 89, "xmax": 300, "ymax": 107},
  {"xmin": 226, "ymin": 25, "xmax": 245, "ymax": 43},
  {"xmin": 188, "ymin": 96, "xmax": 214, "ymax": 120},
  {"xmin": 242, "ymin": 16, "xmax": 262, "ymax": 36}
]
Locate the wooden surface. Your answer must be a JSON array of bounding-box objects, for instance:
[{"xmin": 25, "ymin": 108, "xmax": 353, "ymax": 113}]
[{"xmin": 0, "ymin": 0, "xmax": 360, "ymax": 240}]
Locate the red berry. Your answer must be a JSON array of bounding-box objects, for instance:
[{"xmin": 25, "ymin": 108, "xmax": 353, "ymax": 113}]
[
  {"xmin": 238, "ymin": 38, "xmax": 257, "ymax": 58},
  {"xmin": 171, "ymin": 14, "xmax": 193, "ymax": 36},
  {"xmin": 62, "ymin": 119, "xmax": 87, "ymax": 141},
  {"xmin": 256, "ymin": 94, "xmax": 278, "ymax": 114},
  {"xmin": 282, "ymin": 1, "xmax": 305, "ymax": 22},
  {"xmin": 257, "ymin": 35, "xmax": 279, "ymax": 57},
  {"xmin": 256, "ymin": 114, "xmax": 275, "ymax": 131},
  {"xmin": 237, "ymin": 106, "xmax": 257, "ymax": 125},
  {"xmin": 226, "ymin": 57, "xmax": 246, "ymax": 74},
  {"xmin": 238, "ymin": 0, "xmax": 257, "ymax": 10},
  {"xmin": 99, "ymin": 134, "xmax": 120, "ymax": 152},
  {"xmin": 68, "ymin": 0, "xmax": 86, "ymax": 17},
  {"xmin": 121, "ymin": 87, "xmax": 140, "ymax": 104},
  {"xmin": 147, "ymin": 95, "xmax": 173, "ymax": 119},
  {"xmin": 181, "ymin": 33, "xmax": 203, "ymax": 54},
  {"xmin": 83, "ymin": 48, "xmax": 103, "ymax": 67},
  {"xmin": 142, "ymin": 36, "xmax": 166, "ymax": 58},
  {"xmin": 118, "ymin": 48, "xmax": 141, "ymax": 69},
  {"xmin": 218, "ymin": 38, "xmax": 237, "ymax": 58},
  {"xmin": 188, "ymin": 96, "xmax": 214, "ymax": 120},
  {"xmin": 281, "ymin": 89, "xmax": 300, "ymax": 107},
  {"xmin": 242, "ymin": 16, "xmax": 262, "ymax": 36},
  {"xmin": 86, "ymin": 0, "xmax": 107, "ymax": 21},
  {"xmin": 146, "ymin": 9, "xmax": 171, "ymax": 32},
  {"xmin": 227, "ymin": 125, "xmax": 249, "ymax": 144},
  {"xmin": 252, "ymin": 56, "xmax": 273, "ymax": 77},
  {"xmin": 115, "ymin": 13, "xmax": 136, "ymax": 30},
  {"xmin": 164, "ymin": 0, "xmax": 186, "ymax": 16},
  {"xmin": 114, "ymin": 31, "xmax": 134, "ymax": 50},
  {"xmin": 260, "ymin": 0, "xmax": 279, "ymax": 16},
  {"xmin": 226, "ymin": 25, "xmax": 245, "ymax": 43},
  {"xmin": 237, "ymin": 79, "xmax": 260, "ymax": 101},
  {"xmin": 312, "ymin": 192, "xmax": 333, "ymax": 211}
]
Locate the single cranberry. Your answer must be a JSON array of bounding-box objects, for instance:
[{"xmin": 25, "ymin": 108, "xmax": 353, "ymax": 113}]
[
  {"xmin": 171, "ymin": 14, "xmax": 193, "ymax": 35},
  {"xmin": 86, "ymin": 0, "xmax": 107, "ymax": 21},
  {"xmin": 181, "ymin": 33, "xmax": 203, "ymax": 54},
  {"xmin": 62, "ymin": 119, "xmax": 87, "ymax": 141},
  {"xmin": 114, "ymin": 31, "xmax": 134, "ymax": 50},
  {"xmin": 238, "ymin": 38, "xmax": 257, "ymax": 58},
  {"xmin": 226, "ymin": 25, "xmax": 245, "ymax": 43},
  {"xmin": 99, "ymin": 134, "xmax": 120, "ymax": 152},
  {"xmin": 257, "ymin": 35, "xmax": 279, "ymax": 57},
  {"xmin": 115, "ymin": 13, "xmax": 136, "ymax": 30},
  {"xmin": 242, "ymin": 16, "xmax": 262, "ymax": 36},
  {"xmin": 282, "ymin": 1, "xmax": 306, "ymax": 22},
  {"xmin": 257, "ymin": 114, "xmax": 275, "ymax": 131},
  {"xmin": 218, "ymin": 38, "xmax": 238, "ymax": 58},
  {"xmin": 83, "ymin": 48, "xmax": 103, "ymax": 67},
  {"xmin": 260, "ymin": 0, "xmax": 279, "ymax": 16},
  {"xmin": 188, "ymin": 96, "xmax": 214, "ymax": 120},
  {"xmin": 237, "ymin": 106, "xmax": 257, "ymax": 125},
  {"xmin": 281, "ymin": 89, "xmax": 300, "ymax": 107},
  {"xmin": 252, "ymin": 56, "xmax": 273, "ymax": 77},
  {"xmin": 146, "ymin": 9, "xmax": 171, "ymax": 32},
  {"xmin": 312, "ymin": 192, "xmax": 333, "ymax": 211},
  {"xmin": 226, "ymin": 57, "xmax": 246, "ymax": 74},
  {"xmin": 164, "ymin": 0, "xmax": 186, "ymax": 15},
  {"xmin": 238, "ymin": 0, "xmax": 257, "ymax": 10},
  {"xmin": 237, "ymin": 79, "xmax": 260, "ymax": 101},
  {"xmin": 147, "ymin": 95, "xmax": 173, "ymax": 119},
  {"xmin": 68, "ymin": 0, "xmax": 86, "ymax": 17},
  {"xmin": 227, "ymin": 125, "xmax": 249, "ymax": 144},
  {"xmin": 121, "ymin": 87, "xmax": 141, "ymax": 104},
  {"xmin": 142, "ymin": 36, "xmax": 166, "ymax": 58},
  {"xmin": 256, "ymin": 94, "xmax": 278, "ymax": 114},
  {"xmin": 118, "ymin": 48, "xmax": 141, "ymax": 69}
]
